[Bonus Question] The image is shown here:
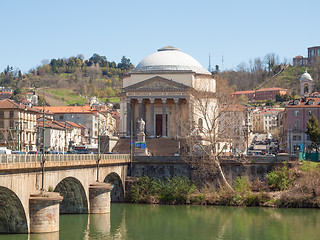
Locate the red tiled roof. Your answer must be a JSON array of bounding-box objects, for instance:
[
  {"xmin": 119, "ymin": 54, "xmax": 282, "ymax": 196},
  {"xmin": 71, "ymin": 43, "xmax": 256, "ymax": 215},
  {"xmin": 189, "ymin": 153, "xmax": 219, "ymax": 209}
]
[
  {"xmin": 33, "ymin": 105, "xmax": 98, "ymax": 114},
  {"xmin": 0, "ymin": 99, "xmax": 39, "ymax": 112},
  {"xmin": 233, "ymin": 90, "xmax": 255, "ymax": 95},
  {"xmin": 256, "ymin": 87, "xmax": 286, "ymax": 92}
]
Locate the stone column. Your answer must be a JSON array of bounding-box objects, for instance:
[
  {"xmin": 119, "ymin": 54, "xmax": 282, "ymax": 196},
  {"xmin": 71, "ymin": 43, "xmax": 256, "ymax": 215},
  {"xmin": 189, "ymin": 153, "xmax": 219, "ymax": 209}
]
[
  {"xmin": 150, "ymin": 98, "xmax": 155, "ymax": 137},
  {"xmin": 89, "ymin": 182, "xmax": 113, "ymax": 214},
  {"xmin": 162, "ymin": 98, "xmax": 167, "ymax": 137},
  {"xmin": 174, "ymin": 98, "xmax": 179, "ymax": 137},
  {"xmin": 126, "ymin": 99, "xmax": 131, "ymax": 137},
  {"xmin": 29, "ymin": 192, "xmax": 63, "ymax": 233},
  {"xmin": 138, "ymin": 99, "xmax": 143, "ymax": 120}
]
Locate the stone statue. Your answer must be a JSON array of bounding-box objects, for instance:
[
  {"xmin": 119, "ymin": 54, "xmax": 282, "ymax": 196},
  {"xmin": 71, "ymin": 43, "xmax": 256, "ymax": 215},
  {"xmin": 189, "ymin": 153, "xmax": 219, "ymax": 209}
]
[{"xmin": 138, "ymin": 118, "xmax": 145, "ymax": 133}]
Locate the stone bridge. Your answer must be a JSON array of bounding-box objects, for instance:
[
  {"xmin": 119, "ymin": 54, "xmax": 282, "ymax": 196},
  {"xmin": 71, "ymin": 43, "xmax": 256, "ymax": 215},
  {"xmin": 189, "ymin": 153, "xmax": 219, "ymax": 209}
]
[{"xmin": 0, "ymin": 153, "xmax": 130, "ymax": 233}]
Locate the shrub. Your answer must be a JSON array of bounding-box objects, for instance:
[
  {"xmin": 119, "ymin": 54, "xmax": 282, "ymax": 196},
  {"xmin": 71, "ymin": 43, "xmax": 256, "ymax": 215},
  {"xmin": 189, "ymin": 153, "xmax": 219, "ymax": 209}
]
[
  {"xmin": 158, "ymin": 177, "xmax": 196, "ymax": 204},
  {"xmin": 267, "ymin": 165, "xmax": 294, "ymax": 191},
  {"xmin": 127, "ymin": 176, "xmax": 160, "ymax": 203},
  {"xmin": 233, "ymin": 176, "xmax": 251, "ymax": 194}
]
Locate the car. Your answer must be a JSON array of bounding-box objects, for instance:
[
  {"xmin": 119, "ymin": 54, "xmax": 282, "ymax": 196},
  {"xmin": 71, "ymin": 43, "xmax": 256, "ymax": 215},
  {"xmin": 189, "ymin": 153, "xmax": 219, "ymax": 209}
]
[
  {"xmin": 0, "ymin": 147, "xmax": 12, "ymax": 154},
  {"xmin": 12, "ymin": 151, "xmax": 26, "ymax": 154},
  {"xmin": 28, "ymin": 151, "xmax": 41, "ymax": 154}
]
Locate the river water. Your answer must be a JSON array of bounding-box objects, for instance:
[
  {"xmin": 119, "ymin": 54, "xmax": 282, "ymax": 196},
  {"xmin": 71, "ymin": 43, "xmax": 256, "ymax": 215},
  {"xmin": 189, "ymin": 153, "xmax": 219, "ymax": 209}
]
[{"xmin": 2, "ymin": 203, "xmax": 320, "ymax": 240}]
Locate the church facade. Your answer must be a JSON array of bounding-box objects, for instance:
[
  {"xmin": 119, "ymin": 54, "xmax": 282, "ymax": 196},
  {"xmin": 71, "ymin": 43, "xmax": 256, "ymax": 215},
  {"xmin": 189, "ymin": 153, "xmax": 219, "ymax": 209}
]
[{"xmin": 120, "ymin": 46, "xmax": 215, "ymax": 138}]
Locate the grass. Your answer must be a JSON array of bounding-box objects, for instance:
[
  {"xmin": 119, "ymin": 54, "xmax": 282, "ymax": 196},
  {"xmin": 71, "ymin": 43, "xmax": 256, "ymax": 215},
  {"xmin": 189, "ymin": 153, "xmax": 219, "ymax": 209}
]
[{"xmin": 47, "ymin": 89, "xmax": 88, "ymax": 106}]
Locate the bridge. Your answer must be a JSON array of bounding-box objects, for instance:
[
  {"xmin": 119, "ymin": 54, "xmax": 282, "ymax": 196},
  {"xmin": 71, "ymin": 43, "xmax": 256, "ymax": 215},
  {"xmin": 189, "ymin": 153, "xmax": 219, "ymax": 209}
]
[{"xmin": 0, "ymin": 153, "xmax": 130, "ymax": 234}]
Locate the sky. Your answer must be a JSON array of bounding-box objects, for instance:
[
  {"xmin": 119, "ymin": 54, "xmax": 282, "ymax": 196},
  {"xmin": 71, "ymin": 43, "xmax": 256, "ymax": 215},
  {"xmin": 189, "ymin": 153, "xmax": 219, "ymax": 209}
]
[{"xmin": 1, "ymin": 0, "xmax": 320, "ymax": 73}]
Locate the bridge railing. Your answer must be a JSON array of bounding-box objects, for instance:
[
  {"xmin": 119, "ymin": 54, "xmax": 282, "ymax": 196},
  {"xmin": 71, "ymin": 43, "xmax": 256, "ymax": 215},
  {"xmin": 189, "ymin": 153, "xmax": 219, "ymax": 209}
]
[{"xmin": 0, "ymin": 154, "xmax": 130, "ymax": 164}]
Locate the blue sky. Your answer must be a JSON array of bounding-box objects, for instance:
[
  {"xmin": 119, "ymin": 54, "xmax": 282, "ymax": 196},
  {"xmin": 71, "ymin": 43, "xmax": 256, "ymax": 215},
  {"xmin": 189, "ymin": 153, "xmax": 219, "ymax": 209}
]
[{"xmin": 1, "ymin": 0, "xmax": 319, "ymax": 73}]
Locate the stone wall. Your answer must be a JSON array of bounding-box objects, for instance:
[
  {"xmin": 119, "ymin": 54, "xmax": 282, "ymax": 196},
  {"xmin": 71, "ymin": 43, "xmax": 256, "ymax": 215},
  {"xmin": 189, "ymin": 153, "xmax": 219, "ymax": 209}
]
[{"xmin": 131, "ymin": 156, "xmax": 290, "ymax": 183}]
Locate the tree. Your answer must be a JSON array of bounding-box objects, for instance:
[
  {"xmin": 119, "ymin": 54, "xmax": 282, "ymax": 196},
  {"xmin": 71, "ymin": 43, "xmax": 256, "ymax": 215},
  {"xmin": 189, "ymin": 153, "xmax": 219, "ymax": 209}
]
[
  {"xmin": 306, "ymin": 114, "xmax": 320, "ymax": 152},
  {"xmin": 179, "ymin": 76, "xmax": 247, "ymax": 191}
]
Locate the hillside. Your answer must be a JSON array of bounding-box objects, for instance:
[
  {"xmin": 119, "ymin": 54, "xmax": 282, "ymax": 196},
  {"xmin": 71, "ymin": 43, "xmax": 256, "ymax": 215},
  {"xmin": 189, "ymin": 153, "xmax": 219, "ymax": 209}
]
[{"xmin": 0, "ymin": 54, "xmax": 133, "ymax": 106}]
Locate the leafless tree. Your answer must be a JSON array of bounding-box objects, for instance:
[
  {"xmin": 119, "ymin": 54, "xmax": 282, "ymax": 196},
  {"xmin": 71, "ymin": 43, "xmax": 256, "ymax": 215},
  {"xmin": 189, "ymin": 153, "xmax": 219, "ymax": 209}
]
[{"xmin": 179, "ymin": 76, "xmax": 249, "ymax": 191}]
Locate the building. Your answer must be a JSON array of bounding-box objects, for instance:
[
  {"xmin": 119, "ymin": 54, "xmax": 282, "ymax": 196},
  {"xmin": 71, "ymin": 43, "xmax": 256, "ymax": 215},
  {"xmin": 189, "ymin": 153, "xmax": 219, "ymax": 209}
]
[
  {"xmin": 252, "ymin": 108, "xmax": 284, "ymax": 134},
  {"xmin": 284, "ymin": 72, "xmax": 320, "ymax": 153},
  {"xmin": 34, "ymin": 105, "xmax": 117, "ymax": 148},
  {"xmin": 293, "ymin": 46, "xmax": 320, "ymax": 66},
  {"xmin": 120, "ymin": 46, "xmax": 215, "ymax": 138},
  {"xmin": 0, "ymin": 99, "xmax": 38, "ymax": 151},
  {"xmin": 36, "ymin": 118, "xmax": 83, "ymax": 152},
  {"xmin": 255, "ymin": 88, "xmax": 287, "ymax": 101},
  {"xmin": 233, "ymin": 90, "xmax": 255, "ymax": 101},
  {"xmin": 233, "ymin": 87, "xmax": 287, "ymax": 101}
]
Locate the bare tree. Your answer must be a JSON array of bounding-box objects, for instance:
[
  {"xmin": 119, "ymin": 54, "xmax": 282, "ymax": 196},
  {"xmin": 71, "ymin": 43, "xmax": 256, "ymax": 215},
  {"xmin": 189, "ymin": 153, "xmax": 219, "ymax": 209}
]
[{"xmin": 179, "ymin": 76, "xmax": 248, "ymax": 191}]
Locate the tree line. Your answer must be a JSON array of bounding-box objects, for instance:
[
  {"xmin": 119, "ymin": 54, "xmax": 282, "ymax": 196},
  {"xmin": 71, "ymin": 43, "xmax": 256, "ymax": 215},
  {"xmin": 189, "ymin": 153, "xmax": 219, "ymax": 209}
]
[{"xmin": 0, "ymin": 53, "xmax": 135, "ymax": 101}]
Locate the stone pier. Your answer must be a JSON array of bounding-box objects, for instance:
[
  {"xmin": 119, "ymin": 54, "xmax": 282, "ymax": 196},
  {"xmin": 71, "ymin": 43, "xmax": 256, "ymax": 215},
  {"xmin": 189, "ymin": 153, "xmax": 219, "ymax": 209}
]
[
  {"xmin": 29, "ymin": 192, "xmax": 63, "ymax": 233},
  {"xmin": 89, "ymin": 182, "xmax": 113, "ymax": 214}
]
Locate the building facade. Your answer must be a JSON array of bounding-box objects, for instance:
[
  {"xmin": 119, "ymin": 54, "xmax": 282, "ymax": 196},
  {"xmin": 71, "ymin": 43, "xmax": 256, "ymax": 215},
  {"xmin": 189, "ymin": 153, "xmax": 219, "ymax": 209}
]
[
  {"xmin": 0, "ymin": 99, "xmax": 37, "ymax": 151},
  {"xmin": 233, "ymin": 87, "xmax": 287, "ymax": 101},
  {"xmin": 120, "ymin": 46, "xmax": 216, "ymax": 138},
  {"xmin": 293, "ymin": 46, "xmax": 320, "ymax": 66}
]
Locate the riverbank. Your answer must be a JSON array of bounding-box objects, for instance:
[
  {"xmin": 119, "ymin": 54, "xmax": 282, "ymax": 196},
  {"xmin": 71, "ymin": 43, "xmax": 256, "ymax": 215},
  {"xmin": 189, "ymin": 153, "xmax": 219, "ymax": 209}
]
[{"xmin": 126, "ymin": 161, "xmax": 320, "ymax": 208}]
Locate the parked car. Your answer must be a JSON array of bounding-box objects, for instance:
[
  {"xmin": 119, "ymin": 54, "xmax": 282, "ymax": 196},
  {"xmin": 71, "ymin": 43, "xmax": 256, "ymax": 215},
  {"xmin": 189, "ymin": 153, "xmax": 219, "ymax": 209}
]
[
  {"xmin": 0, "ymin": 147, "xmax": 12, "ymax": 154},
  {"xmin": 12, "ymin": 151, "xmax": 26, "ymax": 154},
  {"xmin": 74, "ymin": 149, "xmax": 94, "ymax": 154},
  {"xmin": 28, "ymin": 151, "xmax": 41, "ymax": 154}
]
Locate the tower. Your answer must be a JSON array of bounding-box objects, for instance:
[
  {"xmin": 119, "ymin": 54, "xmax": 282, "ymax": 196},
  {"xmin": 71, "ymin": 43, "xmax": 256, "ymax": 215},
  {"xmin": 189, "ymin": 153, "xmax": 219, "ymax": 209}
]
[{"xmin": 300, "ymin": 70, "xmax": 313, "ymax": 97}]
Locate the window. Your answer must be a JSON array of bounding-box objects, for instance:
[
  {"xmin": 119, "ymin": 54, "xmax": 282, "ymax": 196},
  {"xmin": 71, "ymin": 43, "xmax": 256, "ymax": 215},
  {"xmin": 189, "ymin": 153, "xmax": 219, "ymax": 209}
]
[
  {"xmin": 9, "ymin": 111, "xmax": 14, "ymax": 118},
  {"xmin": 9, "ymin": 121, "xmax": 14, "ymax": 129},
  {"xmin": 0, "ymin": 121, "xmax": 3, "ymax": 128},
  {"xmin": 294, "ymin": 120, "xmax": 299, "ymax": 130},
  {"xmin": 0, "ymin": 111, "xmax": 4, "ymax": 118},
  {"xmin": 0, "ymin": 133, "xmax": 4, "ymax": 140},
  {"xmin": 308, "ymin": 111, "xmax": 313, "ymax": 116},
  {"xmin": 293, "ymin": 135, "xmax": 302, "ymax": 141},
  {"xmin": 294, "ymin": 111, "xmax": 300, "ymax": 116},
  {"xmin": 198, "ymin": 118, "xmax": 203, "ymax": 132}
]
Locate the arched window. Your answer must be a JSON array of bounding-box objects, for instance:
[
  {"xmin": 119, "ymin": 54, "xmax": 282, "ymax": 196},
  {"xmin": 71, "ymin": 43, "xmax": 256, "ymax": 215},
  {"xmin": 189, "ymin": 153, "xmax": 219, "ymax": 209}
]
[
  {"xmin": 304, "ymin": 83, "xmax": 309, "ymax": 94},
  {"xmin": 0, "ymin": 133, "xmax": 4, "ymax": 140},
  {"xmin": 198, "ymin": 118, "xmax": 203, "ymax": 132}
]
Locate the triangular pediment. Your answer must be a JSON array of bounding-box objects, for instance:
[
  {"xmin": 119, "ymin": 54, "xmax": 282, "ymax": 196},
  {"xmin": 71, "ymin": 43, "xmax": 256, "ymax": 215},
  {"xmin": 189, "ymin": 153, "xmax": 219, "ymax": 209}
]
[{"xmin": 124, "ymin": 76, "xmax": 189, "ymax": 91}]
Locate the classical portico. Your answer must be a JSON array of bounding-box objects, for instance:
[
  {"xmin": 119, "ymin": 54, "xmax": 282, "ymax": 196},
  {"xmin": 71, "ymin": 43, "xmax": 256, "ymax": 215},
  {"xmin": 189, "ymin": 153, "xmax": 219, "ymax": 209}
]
[
  {"xmin": 120, "ymin": 46, "xmax": 215, "ymax": 139},
  {"xmin": 123, "ymin": 76, "xmax": 189, "ymax": 138}
]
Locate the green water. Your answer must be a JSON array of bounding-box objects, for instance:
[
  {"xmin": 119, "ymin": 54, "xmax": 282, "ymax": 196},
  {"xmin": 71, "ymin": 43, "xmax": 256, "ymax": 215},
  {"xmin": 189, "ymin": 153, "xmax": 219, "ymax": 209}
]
[{"xmin": 2, "ymin": 204, "xmax": 320, "ymax": 240}]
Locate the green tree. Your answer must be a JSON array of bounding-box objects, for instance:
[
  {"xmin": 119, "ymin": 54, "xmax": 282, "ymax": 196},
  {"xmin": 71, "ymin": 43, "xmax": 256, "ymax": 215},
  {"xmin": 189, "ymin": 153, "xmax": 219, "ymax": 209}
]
[{"xmin": 306, "ymin": 114, "xmax": 320, "ymax": 152}]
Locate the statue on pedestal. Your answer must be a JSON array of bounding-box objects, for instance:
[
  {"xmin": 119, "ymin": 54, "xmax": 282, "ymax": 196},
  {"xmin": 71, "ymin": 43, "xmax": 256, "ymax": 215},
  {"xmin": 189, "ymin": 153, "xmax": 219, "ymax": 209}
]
[{"xmin": 138, "ymin": 118, "xmax": 145, "ymax": 133}]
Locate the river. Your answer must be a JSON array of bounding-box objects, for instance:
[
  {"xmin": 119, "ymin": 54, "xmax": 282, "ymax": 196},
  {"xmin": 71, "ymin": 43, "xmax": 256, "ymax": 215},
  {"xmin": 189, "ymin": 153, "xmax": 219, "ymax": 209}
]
[{"xmin": 2, "ymin": 204, "xmax": 320, "ymax": 240}]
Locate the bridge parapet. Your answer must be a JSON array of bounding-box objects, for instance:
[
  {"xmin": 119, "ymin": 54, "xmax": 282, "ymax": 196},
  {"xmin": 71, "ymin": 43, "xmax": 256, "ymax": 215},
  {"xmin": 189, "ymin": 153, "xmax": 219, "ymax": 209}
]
[{"xmin": 0, "ymin": 154, "xmax": 130, "ymax": 164}]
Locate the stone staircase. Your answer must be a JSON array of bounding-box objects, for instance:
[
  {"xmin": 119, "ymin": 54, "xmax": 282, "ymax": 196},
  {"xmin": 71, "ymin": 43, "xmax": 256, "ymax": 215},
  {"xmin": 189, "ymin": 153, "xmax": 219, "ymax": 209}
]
[{"xmin": 112, "ymin": 138, "xmax": 184, "ymax": 156}]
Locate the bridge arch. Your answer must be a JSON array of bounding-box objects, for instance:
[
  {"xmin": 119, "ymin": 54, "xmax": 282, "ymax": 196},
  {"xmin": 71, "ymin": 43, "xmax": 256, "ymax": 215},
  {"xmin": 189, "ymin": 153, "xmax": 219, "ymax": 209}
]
[
  {"xmin": 0, "ymin": 186, "xmax": 28, "ymax": 233},
  {"xmin": 104, "ymin": 172, "xmax": 124, "ymax": 202},
  {"xmin": 54, "ymin": 177, "xmax": 88, "ymax": 214}
]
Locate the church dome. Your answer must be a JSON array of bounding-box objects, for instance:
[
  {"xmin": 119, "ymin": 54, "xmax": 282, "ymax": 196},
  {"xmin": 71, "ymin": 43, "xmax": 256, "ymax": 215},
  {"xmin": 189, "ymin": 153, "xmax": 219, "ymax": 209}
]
[
  {"xmin": 132, "ymin": 46, "xmax": 211, "ymax": 75},
  {"xmin": 300, "ymin": 71, "xmax": 313, "ymax": 81}
]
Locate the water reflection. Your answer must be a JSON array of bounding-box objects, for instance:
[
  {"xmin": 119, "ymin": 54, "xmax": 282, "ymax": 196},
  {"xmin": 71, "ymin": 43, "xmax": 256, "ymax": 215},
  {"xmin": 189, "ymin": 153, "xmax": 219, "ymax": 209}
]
[{"xmin": 1, "ymin": 204, "xmax": 320, "ymax": 240}]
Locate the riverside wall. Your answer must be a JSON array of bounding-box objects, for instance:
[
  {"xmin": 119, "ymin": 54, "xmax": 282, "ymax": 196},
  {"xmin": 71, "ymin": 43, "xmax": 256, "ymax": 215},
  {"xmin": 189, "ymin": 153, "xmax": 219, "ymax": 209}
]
[{"xmin": 131, "ymin": 155, "xmax": 292, "ymax": 183}]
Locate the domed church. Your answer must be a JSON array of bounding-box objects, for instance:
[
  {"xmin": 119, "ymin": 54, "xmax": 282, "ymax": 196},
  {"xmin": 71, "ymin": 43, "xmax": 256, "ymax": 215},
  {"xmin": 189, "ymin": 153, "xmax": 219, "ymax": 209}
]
[{"xmin": 120, "ymin": 46, "xmax": 215, "ymax": 138}]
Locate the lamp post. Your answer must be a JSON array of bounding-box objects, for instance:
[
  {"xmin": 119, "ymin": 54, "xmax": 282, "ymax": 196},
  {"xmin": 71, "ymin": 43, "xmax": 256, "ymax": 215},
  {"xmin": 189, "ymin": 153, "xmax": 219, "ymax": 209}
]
[
  {"xmin": 96, "ymin": 114, "xmax": 101, "ymax": 182},
  {"xmin": 41, "ymin": 94, "xmax": 46, "ymax": 191}
]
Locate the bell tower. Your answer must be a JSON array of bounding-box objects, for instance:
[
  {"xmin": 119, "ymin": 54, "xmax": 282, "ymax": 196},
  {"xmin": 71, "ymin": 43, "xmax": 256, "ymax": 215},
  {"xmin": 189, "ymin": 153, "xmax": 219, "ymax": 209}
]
[{"xmin": 300, "ymin": 70, "xmax": 313, "ymax": 97}]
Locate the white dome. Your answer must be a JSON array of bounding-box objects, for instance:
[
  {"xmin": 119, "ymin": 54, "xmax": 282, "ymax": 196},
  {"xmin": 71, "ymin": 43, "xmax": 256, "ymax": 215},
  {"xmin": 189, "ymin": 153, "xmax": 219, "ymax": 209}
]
[
  {"xmin": 300, "ymin": 71, "xmax": 313, "ymax": 81},
  {"xmin": 132, "ymin": 46, "xmax": 211, "ymax": 75}
]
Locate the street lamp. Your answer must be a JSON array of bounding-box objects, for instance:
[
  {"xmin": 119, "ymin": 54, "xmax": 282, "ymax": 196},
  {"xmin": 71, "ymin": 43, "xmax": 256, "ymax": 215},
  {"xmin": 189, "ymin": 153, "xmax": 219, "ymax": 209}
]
[
  {"xmin": 41, "ymin": 94, "xmax": 46, "ymax": 191},
  {"xmin": 96, "ymin": 114, "xmax": 101, "ymax": 182}
]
